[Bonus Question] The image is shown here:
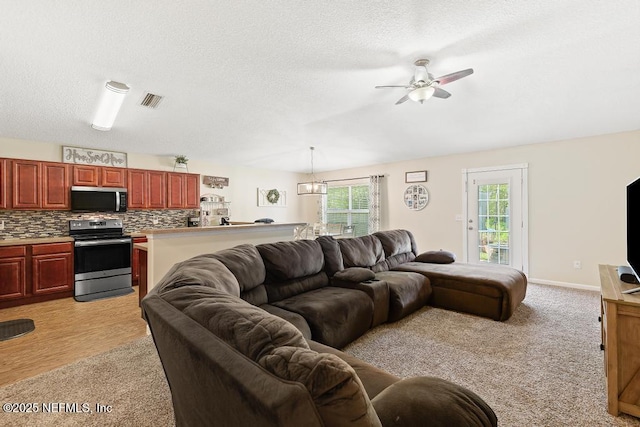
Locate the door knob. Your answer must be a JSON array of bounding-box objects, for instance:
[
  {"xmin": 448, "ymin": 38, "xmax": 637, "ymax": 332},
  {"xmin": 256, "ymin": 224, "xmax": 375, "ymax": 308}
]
[{"xmin": 468, "ymin": 226, "xmax": 474, "ymax": 230}]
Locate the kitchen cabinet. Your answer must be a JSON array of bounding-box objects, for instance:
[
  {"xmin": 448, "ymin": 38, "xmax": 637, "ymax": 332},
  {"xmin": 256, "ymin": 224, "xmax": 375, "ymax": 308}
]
[
  {"xmin": 41, "ymin": 162, "xmax": 70, "ymax": 209},
  {"xmin": 147, "ymin": 171, "xmax": 167, "ymax": 208},
  {"xmin": 0, "ymin": 241, "xmax": 74, "ymax": 308},
  {"xmin": 0, "ymin": 246, "xmax": 27, "ymax": 301},
  {"xmin": 31, "ymin": 242, "xmax": 73, "ymax": 295},
  {"xmin": 11, "ymin": 160, "xmax": 40, "ymax": 209},
  {"xmin": 128, "ymin": 169, "xmax": 167, "ymax": 209},
  {"xmin": 11, "ymin": 160, "xmax": 69, "ymax": 210},
  {"xmin": 72, "ymin": 165, "xmax": 100, "ymax": 186},
  {"xmin": 0, "ymin": 158, "xmax": 8, "ymax": 209},
  {"xmin": 132, "ymin": 236, "xmax": 148, "ymax": 286},
  {"xmin": 100, "ymin": 167, "xmax": 127, "ymax": 187},
  {"xmin": 167, "ymin": 172, "xmax": 200, "ymax": 209}
]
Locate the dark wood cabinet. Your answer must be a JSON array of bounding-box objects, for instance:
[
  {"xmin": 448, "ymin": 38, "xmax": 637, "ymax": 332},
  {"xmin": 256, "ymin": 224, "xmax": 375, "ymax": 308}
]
[
  {"xmin": 127, "ymin": 169, "xmax": 167, "ymax": 209},
  {"xmin": 31, "ymin": 242, "xmax": 73, "ymax": 295},
  {"xmin": 100, "ymin": 167, "xmax": 127, "ymax": 187},
  {"xmin": 132, "ymin": 236, "xmax": 148, "ymax": 286},
  {"xmin": 42, "ymin": 162, "xmax": 70, "ymax": 209},
  {"xmin": 168, "ymin": 172, "xmax": 200, "ymax": 208},
  {"xmin": 0, "ymin": 246, "xmax": 27, "ymax": 301},
  {"xmin": 72, "ymin": 165, "xmax": 100, "ymax": 186},
  {"xmin": 11, "ymin": 160, "xmax": 41, "ymax": 209},
  {"xmin": 0, "ymin": 158, "xmax": 8, "ymax": 209},
  {"xmin": 185, "ymin": 173, "xmax": 200, "ymax": 208},
  {"xmin": 0, "ymin": 242, "xmax": 74, "ymax": 308},
  {"xmin": 147, "ymin": 171, "xmax": 167, "ymax": 208}
]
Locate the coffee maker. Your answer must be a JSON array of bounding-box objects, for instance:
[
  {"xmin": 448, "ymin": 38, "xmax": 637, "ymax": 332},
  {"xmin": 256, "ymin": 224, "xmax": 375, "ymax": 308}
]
[{"xmin": 187, "ymin": 210, "xmax": 200, "ymax": 227}]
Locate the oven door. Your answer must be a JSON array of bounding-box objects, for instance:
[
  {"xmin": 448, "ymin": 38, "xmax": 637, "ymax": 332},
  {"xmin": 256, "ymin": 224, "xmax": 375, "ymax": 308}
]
[{"xmin": 74, "ymin": 237, "xmax": 132, "ymax": 280}]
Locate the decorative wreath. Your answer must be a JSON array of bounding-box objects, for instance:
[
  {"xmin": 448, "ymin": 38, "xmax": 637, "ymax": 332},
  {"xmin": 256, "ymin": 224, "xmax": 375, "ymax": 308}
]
[{"xmin": 266, "ymin": 189, "xmax": 280, "ymax": 204}]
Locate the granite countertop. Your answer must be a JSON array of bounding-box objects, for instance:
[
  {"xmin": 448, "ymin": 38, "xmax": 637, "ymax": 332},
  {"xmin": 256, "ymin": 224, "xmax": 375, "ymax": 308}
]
[
  {"xmin": 0, "ymin": 236, "xmax": 74, "ymax": 247},
  {"xmin": 139, "ymin": 222, "xmax": 306, "ymax": 235}
]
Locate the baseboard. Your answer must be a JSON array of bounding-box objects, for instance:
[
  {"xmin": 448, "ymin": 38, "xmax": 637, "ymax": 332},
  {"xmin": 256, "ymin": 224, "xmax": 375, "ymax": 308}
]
[{"xmin": 527, "ymin": 278, "xmax": 599, "ymax": 292}]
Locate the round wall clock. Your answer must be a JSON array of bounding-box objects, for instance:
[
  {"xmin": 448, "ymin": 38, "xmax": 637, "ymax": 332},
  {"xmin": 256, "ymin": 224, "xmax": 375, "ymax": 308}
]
[{"xmin": 404, "ymin": 185, "xmax": 429, "ymax": 210}]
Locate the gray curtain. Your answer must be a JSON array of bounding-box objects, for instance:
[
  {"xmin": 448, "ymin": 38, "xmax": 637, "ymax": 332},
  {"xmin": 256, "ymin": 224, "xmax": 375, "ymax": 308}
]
[{"xmin": 368, "ymin": 175, "xmax": 381, "ymax": 233}]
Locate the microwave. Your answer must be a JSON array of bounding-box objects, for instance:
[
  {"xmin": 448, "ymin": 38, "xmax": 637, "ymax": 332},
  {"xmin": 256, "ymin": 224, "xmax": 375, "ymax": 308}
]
[{"xmin": 70, "ymin": 186, "xmax": 128, "ymax": 212}]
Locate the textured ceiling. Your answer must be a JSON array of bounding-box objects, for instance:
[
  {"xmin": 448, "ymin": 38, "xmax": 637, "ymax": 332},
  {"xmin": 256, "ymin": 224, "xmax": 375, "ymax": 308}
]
[{"xmin": 0, "ymin": 1, "xmax": 638, "ymax": 172}]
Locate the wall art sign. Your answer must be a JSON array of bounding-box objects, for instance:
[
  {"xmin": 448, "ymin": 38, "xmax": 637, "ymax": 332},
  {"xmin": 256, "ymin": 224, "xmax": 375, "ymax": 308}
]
[
  {"xmin": 405, "ymin": 170, "xmax": 428, "ymax": 183},
  {"xmin": 203, "ymin": 175, "xmax": 229, "ymax": 189},
  {"xmin": 62, "ymin": 146, "xmax": 127, "ymax": 168}
]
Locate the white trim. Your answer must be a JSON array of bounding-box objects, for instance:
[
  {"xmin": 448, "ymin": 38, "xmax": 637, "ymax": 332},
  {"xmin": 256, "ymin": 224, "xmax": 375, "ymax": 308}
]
[
  {"xmin": 528, "ymin": 277, "xmax": 599, "ymax": 292},
  {"xmin": 461, "ymin": 163, "xmax": 529, "ymax": 174}
]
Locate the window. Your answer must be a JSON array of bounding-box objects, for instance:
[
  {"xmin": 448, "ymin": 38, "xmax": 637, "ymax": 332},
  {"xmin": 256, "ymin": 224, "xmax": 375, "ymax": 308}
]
[{"xmin": 325, "ymin": 183, "xmax": 369, "ymax": 237}]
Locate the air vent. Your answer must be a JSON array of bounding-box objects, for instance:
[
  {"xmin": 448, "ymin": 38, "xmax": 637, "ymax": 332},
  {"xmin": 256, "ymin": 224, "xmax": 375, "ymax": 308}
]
[{"xmin": 140, "ymin": 92, "xmax": 163, "ymax": 109}]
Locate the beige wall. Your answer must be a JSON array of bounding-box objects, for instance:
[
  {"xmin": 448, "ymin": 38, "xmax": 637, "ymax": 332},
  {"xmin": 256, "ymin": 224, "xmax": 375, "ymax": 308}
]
[
  {"xmin": 0, "ymin": 137, "xmax": 310, "ymax": 224},
  {"xmin": 315, "ymin": 130, "xmax": 640, "ymax": 288}
]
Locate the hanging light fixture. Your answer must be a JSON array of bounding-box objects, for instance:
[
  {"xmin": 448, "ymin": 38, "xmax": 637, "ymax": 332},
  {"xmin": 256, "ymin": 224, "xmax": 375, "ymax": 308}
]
[
  {"xmin": 297, "ymin": 146, "xmax": 327, "ymax": 195},
  {"xmin": 91, "ymin": 81, "xmax": 130, "ymax": 131},
  {"xmin": 408, "ymin": 86, "xmax": 435, "ymax": 104}
]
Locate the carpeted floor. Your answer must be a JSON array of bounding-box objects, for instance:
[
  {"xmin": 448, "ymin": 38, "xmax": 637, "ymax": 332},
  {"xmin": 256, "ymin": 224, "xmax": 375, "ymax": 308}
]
[{"xmin": 1, "ymin": 283, "xmax": 639, "ymax": 426}]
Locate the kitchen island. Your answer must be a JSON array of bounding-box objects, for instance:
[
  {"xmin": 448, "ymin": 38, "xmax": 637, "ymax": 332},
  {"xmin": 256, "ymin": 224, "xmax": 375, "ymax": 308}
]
[{"xmin": 139, "ymin": 222, "xmax": 306, "ymax": 295}]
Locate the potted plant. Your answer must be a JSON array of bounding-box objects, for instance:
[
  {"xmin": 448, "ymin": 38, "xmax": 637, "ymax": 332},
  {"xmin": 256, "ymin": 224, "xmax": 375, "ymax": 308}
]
[{"xmin": 174, "ymin": 155, "xmax": 189, "ymax": 171}]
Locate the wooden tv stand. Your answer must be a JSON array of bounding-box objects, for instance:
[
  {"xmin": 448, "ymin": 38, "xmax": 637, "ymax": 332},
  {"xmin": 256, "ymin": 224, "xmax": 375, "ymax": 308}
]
[{"xmin": 599, "ymin": 264, "xmax": 640, "ymax": 418}]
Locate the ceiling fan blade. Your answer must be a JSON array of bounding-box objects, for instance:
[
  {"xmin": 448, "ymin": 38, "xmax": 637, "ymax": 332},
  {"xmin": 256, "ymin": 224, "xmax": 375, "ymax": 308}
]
[
  {"xmin": 375, "ymin": 85, "xmax": 411, "ymax": 89},
  {"xmin": 434, "ymin": 68, "xmax": 474, "ymax": 85},
  {"xmin": 395, "ymin": 94, "xmax": 410, "ymax": 105},
  {"xmin": 432, "ymin": 87, "xmax": 451, "ymax": 99}
]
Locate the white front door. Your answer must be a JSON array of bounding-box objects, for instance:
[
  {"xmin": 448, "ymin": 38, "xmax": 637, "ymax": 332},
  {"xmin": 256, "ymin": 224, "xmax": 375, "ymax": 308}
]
[{"xmin": 463, "ymin": 165, "xmax": 528, "ymax": 273}]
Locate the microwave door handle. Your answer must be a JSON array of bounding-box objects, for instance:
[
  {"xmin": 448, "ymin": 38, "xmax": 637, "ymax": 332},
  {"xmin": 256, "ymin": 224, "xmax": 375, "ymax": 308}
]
[
  {"xmin": 115, "ymin": 191, "xmax": 120, "ymax": 211},
  {"xmin": 75, "ymin": 238, "xmax": 131, "ymax": 247}
]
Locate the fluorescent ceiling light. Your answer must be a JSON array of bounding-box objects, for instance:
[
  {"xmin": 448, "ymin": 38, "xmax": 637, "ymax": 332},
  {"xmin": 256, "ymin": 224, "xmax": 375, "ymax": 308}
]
[{"xmin": 91, "ymin": 81, "xmax": 130, "ymax": 131}]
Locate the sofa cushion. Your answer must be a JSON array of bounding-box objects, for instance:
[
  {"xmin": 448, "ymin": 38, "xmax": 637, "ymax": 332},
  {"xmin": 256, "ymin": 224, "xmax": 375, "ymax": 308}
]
[
  {"xmin": 154, "ymin": 254, "xmax": 240, "ymax": 297},
  {"xmin": 338, "ymin": 235, "xmax": 386, "ymax": 271},
  {"xmin": 273, "ymin": 287, "xmax": 374, "ymax": 348},
  {"xmin": 264, "ymin": 271, "xmax": 330, "ymax": 303},
  {"xmin": 374, "ymin": 230, "xmax": 418, "ymax": 270},
  {"xmin": 260, "ymin": 303, "xmax": 313, "ymax": 340},
  {"xmin": 415, "ymin": 250, "xmax": 456, "ymax": 264},
  {"xmin": 317, "ymin": 235, "xmax": 345, "ymax": 276},
  {"xmin": 374, "ymin": 271, "xmax": 431, "ymax": 322},
  {"xmin": 258, "ymin": 240, "xmax": 325, "ymax": 281},
  {"xmin": 211, "ymin": 244, "xmax": 266, "ymax": 291},
  {"xmin": 260, "ymin": 346, "xmax": 381, "ymax": 427},
  {"xmin": 334, "ymin": 267, "xmax": 376, "ymax": 283}
]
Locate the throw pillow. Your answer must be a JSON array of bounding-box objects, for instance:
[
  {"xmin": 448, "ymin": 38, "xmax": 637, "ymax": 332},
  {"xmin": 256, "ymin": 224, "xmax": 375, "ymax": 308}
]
[{"xmin": 415, "ymin": 250, "xmax": 456, "ymax": 264}]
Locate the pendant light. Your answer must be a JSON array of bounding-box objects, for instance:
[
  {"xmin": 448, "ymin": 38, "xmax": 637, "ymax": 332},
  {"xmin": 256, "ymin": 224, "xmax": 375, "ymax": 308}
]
[{"xmin": 297, "ymin": 146, "xmax": 327, "ymax": 195}]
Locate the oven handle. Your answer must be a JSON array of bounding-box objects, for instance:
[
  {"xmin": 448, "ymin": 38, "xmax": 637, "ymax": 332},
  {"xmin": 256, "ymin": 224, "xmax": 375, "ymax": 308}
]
[{"xmin": 75, "ymin": 238, "xmax": 132, "ymax": 247}]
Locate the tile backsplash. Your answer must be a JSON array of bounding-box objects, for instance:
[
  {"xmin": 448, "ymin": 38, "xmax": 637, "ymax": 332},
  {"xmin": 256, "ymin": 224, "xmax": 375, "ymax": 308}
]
[{"xmin": 0, "ymin": 209, "xmax": 199, "ymax": 240}]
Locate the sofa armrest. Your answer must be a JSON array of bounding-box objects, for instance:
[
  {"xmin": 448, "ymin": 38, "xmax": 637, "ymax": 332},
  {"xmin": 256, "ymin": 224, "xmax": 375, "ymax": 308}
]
[
  {"xmin": 371, "ymin": 377, "xmax": 497, "ymax": 427},
  {"xmin": 332, "ymin": 278, "xmax": 389, "ymax": 327}
]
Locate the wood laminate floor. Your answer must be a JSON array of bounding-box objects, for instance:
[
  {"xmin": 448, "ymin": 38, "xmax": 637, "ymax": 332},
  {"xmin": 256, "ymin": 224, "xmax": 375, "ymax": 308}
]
[{"xmin": 0, "ymin": 288, "xmax": 147, "ymax": 387}]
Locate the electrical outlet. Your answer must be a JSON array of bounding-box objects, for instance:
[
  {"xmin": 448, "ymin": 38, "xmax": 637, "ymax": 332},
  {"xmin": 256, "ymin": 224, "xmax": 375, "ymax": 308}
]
[
  {"xmin": 455, "ymin": 214, "xmax": 463, "ymax": 222},
  {"xmin": 573, "ymin": 260, "xmax": 582, "ymax": 269},
  {"xmin": 0, "ymin": 220, "xmax": 4, "ymax": 230},
  {"xmin": 151, "ymin": 216, "xmax": 159, "ymax": 225}
]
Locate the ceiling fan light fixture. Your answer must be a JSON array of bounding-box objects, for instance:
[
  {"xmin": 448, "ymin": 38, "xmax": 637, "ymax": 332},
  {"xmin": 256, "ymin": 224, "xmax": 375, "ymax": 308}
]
[
  {"xmin": 408, "ymin": 86, "xmax": 435, "ymax": 104},
  {"xmin": 297, "ymin": 146, "xmax": 327, "ymax": 195},
  {"xmin": 91, "ymin": 80, "xmax": 130, "ymax": 131}
]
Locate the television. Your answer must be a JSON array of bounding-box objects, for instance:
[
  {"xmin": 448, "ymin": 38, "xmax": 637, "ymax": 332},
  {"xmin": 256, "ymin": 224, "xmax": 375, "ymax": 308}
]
[{"xmin": 625, "ymin": 177, "xmax": 640, "ymax": 293}]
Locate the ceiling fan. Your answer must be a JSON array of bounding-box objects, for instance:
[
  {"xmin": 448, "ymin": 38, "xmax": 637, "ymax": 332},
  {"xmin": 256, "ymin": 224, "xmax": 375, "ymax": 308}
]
[{"xmin": 375, "ymin": 59, "xmax": 473, "ymax": 105}]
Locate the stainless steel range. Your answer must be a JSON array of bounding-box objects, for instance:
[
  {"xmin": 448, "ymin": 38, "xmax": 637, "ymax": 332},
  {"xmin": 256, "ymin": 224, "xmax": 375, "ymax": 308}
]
[{"xmin": 69, "ymin": 218, "xmax": 133, "ymax": 302}]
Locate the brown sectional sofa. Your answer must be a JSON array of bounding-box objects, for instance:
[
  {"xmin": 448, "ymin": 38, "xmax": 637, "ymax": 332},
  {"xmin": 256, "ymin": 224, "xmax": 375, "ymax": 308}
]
[{"xmin": 141, "ymin": 229, "xmax": 527, "ymax": 426}]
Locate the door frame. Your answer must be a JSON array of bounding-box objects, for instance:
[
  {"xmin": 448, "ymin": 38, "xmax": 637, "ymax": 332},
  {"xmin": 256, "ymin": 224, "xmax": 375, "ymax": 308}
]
[{"xmin": 461, "ymin": 163, "xmax": 529, "ymax": 274}]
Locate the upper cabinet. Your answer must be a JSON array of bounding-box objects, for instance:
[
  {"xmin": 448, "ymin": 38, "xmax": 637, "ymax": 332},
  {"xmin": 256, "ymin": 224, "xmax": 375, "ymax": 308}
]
[
  {"xmin": 12, "ymin": 160, "xmax": 69, "ymax": 210},
  {"xmin": 72, "ymin": 165, "xmax": 127, "ymax": 188},
  {"xmin": 167, "ymin": 172, "xmax": 200, "ymax": 209},
  {"xmin": 2, "ymin": 157, "xmax": 199, "ymax": 211},
  {"xmin": 12, "ymin": 160, "xmax": 41, "ymax": 209},
  {"xmin": 0, "ymin": 159, "xmax": 8, "ymax": 209}
]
